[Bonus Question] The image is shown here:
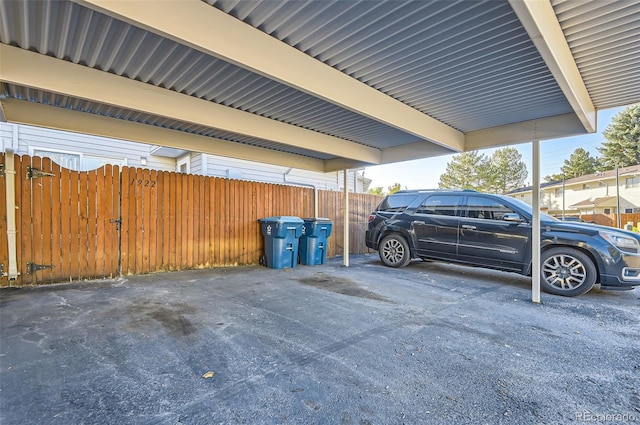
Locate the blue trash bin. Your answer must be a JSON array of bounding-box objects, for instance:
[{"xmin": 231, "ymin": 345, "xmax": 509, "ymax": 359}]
[
  {"xmin": 259, "ymin": 216, "xmax": 304, "ymax": 269},
  {"xmin": 299, "ymin": 218, "xmax": 333, "ymax": 266}
]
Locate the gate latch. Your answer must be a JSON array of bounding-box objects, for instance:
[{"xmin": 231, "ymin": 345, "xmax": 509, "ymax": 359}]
[
  {"xmin": 26, "ymin": 167, "xmax": 56, "ymax": 179},
  {"xmin": 110, "ymin": 218, "xmax": 122, "ymax": 230},
  {"xmin": 26, "ymin": 262, "xmax": 55, "ymax": 274}
]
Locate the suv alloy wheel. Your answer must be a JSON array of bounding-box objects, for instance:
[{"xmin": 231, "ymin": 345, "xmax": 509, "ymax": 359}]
[
  {"xmin": 379, "ymin": 234, "xmax": 412, "ymax": 268},
  {"xmin": 540, "ymin": 247, "xmax": 597, "ymax": 296}
]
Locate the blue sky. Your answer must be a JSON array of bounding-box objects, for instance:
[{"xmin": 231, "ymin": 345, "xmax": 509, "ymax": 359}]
[{"xmin": 364, "ymin": 106, "xmax": 627, "ymax": 190}]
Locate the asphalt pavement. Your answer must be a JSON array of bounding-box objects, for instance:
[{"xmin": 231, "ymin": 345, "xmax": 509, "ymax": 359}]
[{"xmin": 1, "ymin": 255, "xmax": 639, "ymax": 424}]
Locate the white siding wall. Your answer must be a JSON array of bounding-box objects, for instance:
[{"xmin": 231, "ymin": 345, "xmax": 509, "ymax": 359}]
[
  {"xmin": 563, "ymin": 180, "xmax": 638, "ymax": 211},
  {"xmin": 187, "ymin": 152, "xmax": 203, "ymax": 175},
  {"xmin": 196, "ymin": 153, "xmax": 363, "ymax": 192},
  {"xmin": 1, "ymin": 123, "xmax": 367, "ymax": 192},
  {"xmin": 512, "ymin": 176, "xmax": 640, "ymax": 212},
  {"xmin": 0, "ymin": 122, "xmax": 176, "ymax": 171}
]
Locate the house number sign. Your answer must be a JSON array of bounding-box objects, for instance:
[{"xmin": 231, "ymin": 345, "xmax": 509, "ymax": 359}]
[{"xmin": 130, "ymin": 179, "xmax": 157, "ymax": 188}]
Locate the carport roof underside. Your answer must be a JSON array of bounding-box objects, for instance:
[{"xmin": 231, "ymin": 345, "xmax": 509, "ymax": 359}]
[{"xmin": 1, "ymin": 0, "xmax": 639, "ymax": 172}]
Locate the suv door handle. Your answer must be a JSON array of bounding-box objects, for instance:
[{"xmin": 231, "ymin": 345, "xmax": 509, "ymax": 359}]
[
  {"xmin": 461, "ymin": 224, "xmax": 477, "ymax": 230},
  {"xmin": 413, "ymin": 220, "xmax": 425, "ymax": 225}
]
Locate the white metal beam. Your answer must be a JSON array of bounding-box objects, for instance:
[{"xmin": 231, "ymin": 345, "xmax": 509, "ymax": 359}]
[
  {"xmin": 532, "ymin": 140, "xmax": 541, "ymax": 303},
  {"xmin": 325, "ymin": 141, "xmax": 459, "ymax": 171},
  {"xmin": 0, "ymin": 98, "xmax": 326, "ymax": 172},
  {"xmin": 325, "ymin": 158, "xmax": 377, "ymax": 173},
  {"xmin": 0, "ymin": 44, "xmax": 380, "ymax": 165},
  {"xmin": 509, "ymin": 0, "xmax": 596, "ymax": 133},
  {"xmin": 343, "ymin": 170, "xmax": 350, "ymax": 268},
  {"xmin": 381, "ymin": 141, "xmax": 458, "ymax": 164},
  {"xmin": 465, "ymin": 113, "xmax": 587, "ymax": 151},
  {"xmin": 73, "ymin": 0, "xmax": 465, "ymax": 152}
]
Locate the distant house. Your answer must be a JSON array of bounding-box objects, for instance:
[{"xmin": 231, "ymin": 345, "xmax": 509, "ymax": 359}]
[
  {"xmin": 509, "ymin": 164, "xmax": 640, "ymax": 219},
  {"xmin": 0, "ymin": 122, "xmax": 371, "ymax": 193}
]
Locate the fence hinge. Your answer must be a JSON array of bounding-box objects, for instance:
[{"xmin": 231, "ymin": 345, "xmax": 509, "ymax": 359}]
[
  {"xmin": 110, "ymin": 218, "xmax": 122, "ymax": 230},
  {"xmin": 26, "ymin": 262, "xmax": 55, "ymax": 274},
  {"xmin": 26, "ymin": 167, "xmax": 56, "ymax": 179},
  {"xmin": 0, "ymin": 263, "xmax": 4, "ymax": 276},
  {"xmin": 0, "ymin": 164, "xmax": 4, "ymax": 177}
]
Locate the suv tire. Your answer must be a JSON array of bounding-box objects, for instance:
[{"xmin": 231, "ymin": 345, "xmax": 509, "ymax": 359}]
[
  {"xmin": 379, "ymin": 234, "xmax": 412, "ymax": 268},
  {"xmin": 540, "ymin": 247, "xmax": 596, "ymax": 296}
]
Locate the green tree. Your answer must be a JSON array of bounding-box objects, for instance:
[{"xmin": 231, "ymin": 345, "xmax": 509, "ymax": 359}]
[
  {"xmin": 438, "ymin": 151, "xmax": 489, "ymax": 190},
  {"xmin": 545, "ymin": 148, "xmax": 598, "ymax": 182},
  {"xmin": 368, "ymin": 186, "xmax": 384, "ymax": 196},
  {"xmin": 485, "ymin": 147, "xmax": 528, "ymax": 194},
  {"xmin": 598, "ymin": 105, "xmax": 640, "ymax": 169},
  {"xmin": 387, "ymin": 183, "xmax": 402, "ymax": 194}
]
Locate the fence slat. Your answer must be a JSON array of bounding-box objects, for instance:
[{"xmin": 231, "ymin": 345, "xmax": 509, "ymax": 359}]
[
  {"xmin": 107, "ymin": 165, "xmax": 120, "ymax": 277},
  {"xmin": 85, "ymin": 167, "xmax": 97, "ymax": 277},
  {"xmin": 31, "ymin": 157, "xmax": 46, "ymax": 283},
  {"xmin": 153, "ymin": 170, "xmax": 164, "ymax": 272}
]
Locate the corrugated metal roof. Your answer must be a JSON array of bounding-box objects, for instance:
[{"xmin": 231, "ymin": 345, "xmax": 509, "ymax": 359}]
[
  {"xmin": 552, "ymin": 0, "xmax": 640, "ymax": 109},
  {"xmin": 0, "ymin": 0, "xmax": 417, "ymax": 150},
  {"xmin": 207, "ymin": 0, "xmax": 573, "ymax": 131},
  {"xmin": 1, "ymin": 83, "xmax": 334, "ymax": 160},
  {"xmin": 0, "ymin": 0, "xmax": 638, "ymax": 167}
]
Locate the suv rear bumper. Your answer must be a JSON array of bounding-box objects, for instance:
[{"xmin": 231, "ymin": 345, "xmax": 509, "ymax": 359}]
[{"xmin": 365, "ymin": 230, "xmax": 378, "ymax": 250}]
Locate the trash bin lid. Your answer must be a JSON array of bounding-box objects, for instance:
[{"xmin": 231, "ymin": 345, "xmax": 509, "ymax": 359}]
[
  {"xmin": 302, "ymin": 217, "xmax": 332, "ymax": 223},
  {"xmin": 259, "ymin": 216, "xmax": 304, "ymax": 224}
]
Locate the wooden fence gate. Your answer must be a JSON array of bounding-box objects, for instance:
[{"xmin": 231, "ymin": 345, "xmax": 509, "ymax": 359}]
[
  {"xmin": 0, "ymin": 154, "xmax": 121, "ymax": 286},
  {"xmin": 0, "ymin": 153, "xmax": 381, "ymax": 288}
]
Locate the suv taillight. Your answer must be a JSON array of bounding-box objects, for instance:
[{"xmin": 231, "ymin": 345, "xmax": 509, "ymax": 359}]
[{"xmin": 368, "ymin": 214, "xmax": 376, "ymax": 222}]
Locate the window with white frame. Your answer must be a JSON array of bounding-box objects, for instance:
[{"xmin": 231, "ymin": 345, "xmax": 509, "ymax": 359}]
[
  {"xmin": 603, "ymin": 208, "xmax": 612, "ymax": 215},
  {"xmin": 626, "ymin": 176, "xmax": 639, "ymax": 188},
  {"xmin": 32, "ymin": 148, "xmax": 81, "ymax": 170},
  {"xmin": 554, "ymin": 188, "xmax": 563, "ymax": 196},
  {"xmin": 83, "ymin": 155, "xmax": 125, "ymax": 170},
  {"xmin": 31, "ymin": 147, "xmax": 125, "ymax": 171}
]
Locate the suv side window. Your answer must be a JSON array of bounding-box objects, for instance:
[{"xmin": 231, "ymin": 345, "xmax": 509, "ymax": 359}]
[
  {"xmin": 415, "ymin": 195, "xmax": 462, "ymax": 217},
  {"xmin": 465, "ymin": 196, "xmax": 515, "ymax": 220},
  {"xmin": 377, "ymin": 194, "xmax": 419, "ymax": 212}
]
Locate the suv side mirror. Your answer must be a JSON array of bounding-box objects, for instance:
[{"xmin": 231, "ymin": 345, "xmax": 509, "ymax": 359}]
[{"xmin": 502, "ymin": 213, "xmax": 523, "ymax": 223}]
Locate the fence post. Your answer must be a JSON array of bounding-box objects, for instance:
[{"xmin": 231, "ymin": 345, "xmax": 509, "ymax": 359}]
[{"xmin": 4, "ymin": 151, "xmax": 19, "ymax": 281}]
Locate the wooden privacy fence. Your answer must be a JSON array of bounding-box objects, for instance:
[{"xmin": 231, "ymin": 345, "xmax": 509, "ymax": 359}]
[
  {"xmin": 581, "ymin": 213, "xmax": 640, "ymax": 228},
  {"xmin": 0, "ymin": 154, "xmax": 382, "ymax": 287}
]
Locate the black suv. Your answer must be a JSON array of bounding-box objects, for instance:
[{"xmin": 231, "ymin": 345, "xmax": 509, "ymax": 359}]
[{"xmin": 366, "ymin": 190, "xmax": 640, "ymax": 296}]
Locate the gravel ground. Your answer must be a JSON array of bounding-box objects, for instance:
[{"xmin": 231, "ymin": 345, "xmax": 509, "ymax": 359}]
[{"xmin": 1, "ymin": 254, "xmax": 638, "ymax": 425}]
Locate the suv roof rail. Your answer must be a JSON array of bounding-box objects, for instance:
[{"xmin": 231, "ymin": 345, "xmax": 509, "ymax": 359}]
[{"xmin": 393, "ymin": 188, "xmax": 476, "ymax": 194}]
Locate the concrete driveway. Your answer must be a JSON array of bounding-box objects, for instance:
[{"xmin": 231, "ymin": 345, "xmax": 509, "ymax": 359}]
[{"xmin": 1, "ymin": 255, "xmax": 639, "ymax": 424}]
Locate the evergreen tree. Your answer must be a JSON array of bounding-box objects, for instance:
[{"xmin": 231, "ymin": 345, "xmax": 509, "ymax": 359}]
[
  {"xmin": 485, "ymin": 147, "xmax": 528, "ymax": 194},
  {"xmin": 438, "ymin": 151, "xmax": 489, "ymax": 190},
  {"xmin": 387, "ymin": 183, "xmax": 402, "ymax": 194},
  {"xmin": 545, "ymin": 148, "xmax": 598, "ymax": 182},
  {"xmin": 598, "ymin": 105, "xmax": 640, "ymax": 169}
]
